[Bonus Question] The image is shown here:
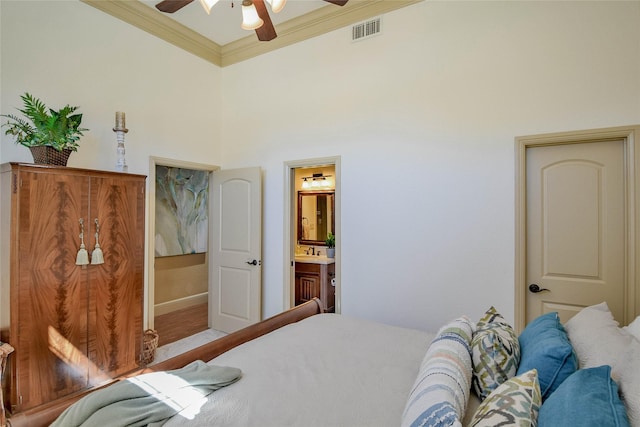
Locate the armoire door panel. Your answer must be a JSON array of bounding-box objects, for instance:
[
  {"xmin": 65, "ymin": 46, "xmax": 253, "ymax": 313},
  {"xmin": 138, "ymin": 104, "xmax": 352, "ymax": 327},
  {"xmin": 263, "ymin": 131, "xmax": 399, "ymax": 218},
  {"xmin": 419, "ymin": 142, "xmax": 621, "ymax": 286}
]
[
  {"xmin": 14, "ymin": 170, "xmax": 90, "ymax": 410},
  {"xmin": 88, "ymin": 175, "xmax": 144, "ymax": 381}
]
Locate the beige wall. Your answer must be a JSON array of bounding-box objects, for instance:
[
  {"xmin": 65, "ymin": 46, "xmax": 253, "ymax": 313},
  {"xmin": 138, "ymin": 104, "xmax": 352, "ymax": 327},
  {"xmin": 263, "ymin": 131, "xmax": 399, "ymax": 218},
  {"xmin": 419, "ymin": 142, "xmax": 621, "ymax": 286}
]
[
  {"xmin": 218, "ymin": 1, "xmax": 640, "ymax": 329},
  {"xmin": 154, "ymin": 253, "xmax": 209, "ymax": 315}
]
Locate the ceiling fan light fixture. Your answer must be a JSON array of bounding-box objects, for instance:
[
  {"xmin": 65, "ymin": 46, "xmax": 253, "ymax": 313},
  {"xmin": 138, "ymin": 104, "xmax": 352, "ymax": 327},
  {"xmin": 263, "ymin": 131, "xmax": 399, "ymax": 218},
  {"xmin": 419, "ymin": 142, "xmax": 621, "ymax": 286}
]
[
  {"xmin": 265, "ymin": 0, "xmax": 286, "ymax": 13},
  {"xmin": 199, "ymin": 0, "xmax": 219, "ymax": 14},
  {"xmin": 241, "ymin": 0, "xmax": 264, "ymax": 30}
]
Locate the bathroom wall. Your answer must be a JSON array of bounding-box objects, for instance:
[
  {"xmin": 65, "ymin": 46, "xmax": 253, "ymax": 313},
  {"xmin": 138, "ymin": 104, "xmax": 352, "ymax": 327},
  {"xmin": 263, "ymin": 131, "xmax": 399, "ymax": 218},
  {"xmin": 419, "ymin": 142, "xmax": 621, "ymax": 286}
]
[{"xmin": 295, "ymin": 165, "xmax": 335, "ymax": 252}]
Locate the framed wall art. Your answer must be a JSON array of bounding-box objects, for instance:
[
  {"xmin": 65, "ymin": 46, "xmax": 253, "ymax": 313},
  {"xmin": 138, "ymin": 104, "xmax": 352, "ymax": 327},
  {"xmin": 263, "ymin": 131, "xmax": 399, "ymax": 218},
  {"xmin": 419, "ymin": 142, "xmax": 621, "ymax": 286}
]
[{"xmin": 155, "ymin": 165, "xmax": 210, "ymax": 257}]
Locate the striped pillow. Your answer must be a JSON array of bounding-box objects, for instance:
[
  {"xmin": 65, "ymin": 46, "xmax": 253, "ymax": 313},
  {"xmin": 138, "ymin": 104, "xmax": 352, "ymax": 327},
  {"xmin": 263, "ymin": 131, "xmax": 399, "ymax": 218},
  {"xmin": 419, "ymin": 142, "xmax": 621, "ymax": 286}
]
[
  {"xmin": 401, "ymin": 316, "xmax": 475, "ymax": 427},
  {"xmin": 471, "ymin": 307, "xmax": 520, "ymax": 400},
  {"xmin": 469, "ymin": 369, "xmax": 541, "ymax": 427}
]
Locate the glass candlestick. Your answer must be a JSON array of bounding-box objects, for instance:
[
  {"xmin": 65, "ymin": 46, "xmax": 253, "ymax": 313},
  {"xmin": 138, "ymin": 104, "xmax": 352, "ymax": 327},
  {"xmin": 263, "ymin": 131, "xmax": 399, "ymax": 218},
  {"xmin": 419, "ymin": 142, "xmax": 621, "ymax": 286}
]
[{"xmin": 113, "ymin": 112, "xmax": 128, "ymax": 172}]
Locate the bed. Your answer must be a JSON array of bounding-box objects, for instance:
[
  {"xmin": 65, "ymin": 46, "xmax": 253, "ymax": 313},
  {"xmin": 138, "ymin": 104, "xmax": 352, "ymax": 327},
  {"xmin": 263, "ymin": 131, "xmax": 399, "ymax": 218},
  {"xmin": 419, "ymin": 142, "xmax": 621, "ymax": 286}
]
[{"xmin": 8, "ymin": 298, "xmax": 640, "ymax": 427}]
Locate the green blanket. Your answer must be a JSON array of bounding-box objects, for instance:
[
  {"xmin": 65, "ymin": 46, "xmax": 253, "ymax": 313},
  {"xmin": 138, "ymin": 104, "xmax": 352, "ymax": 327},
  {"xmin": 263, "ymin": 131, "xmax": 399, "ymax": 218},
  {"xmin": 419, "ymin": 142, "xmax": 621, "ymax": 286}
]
[{"xmin": 51, "ymin": 360, "xmax": 242, "ymax": 427}]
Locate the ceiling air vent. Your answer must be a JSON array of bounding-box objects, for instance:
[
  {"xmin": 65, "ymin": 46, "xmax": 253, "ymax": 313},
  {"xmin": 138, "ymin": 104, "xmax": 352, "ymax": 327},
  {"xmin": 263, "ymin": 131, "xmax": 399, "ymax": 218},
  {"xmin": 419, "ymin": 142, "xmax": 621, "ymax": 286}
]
[{"xmin": 352, "ymin": 17, "xmax": 382, "ymax": 42}]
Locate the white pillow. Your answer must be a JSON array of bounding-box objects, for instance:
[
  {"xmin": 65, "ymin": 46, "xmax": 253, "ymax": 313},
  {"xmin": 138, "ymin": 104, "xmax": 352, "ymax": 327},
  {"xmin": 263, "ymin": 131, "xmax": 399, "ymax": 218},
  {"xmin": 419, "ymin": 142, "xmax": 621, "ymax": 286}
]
[
  {"xmin": 611, "ymin": 338, "xmax": 640, "ymax": 427},
  {"xmin": 623, "ymin": 315, "xmax": 640, "ymax": 342},
  {"xmin": 564, "ymin": 302, "xmax": 633, "ymax": 370},
  {"xmin": 565, "ymin": 303, "xmax": 640, "ymax": 427}
]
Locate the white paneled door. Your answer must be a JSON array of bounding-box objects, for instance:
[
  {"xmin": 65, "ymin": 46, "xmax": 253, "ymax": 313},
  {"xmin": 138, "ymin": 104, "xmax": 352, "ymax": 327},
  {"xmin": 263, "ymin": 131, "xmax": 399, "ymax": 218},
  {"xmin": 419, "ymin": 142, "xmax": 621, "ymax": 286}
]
[
  {"xmin": 525, "ymin": 140, "xmax": 625, "ymax": 324},
  {"xmin": 210, "ymin": 167, "xmax": 262, "ymax": 333}
]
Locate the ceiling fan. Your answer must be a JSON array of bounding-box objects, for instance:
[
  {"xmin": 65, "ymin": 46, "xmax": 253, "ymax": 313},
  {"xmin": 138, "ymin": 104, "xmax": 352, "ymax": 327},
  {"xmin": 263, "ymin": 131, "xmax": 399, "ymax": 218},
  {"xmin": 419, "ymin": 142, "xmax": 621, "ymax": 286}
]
[{"xmin": 155, "ymin": 0, "xmax": 349, "ymax": 42}]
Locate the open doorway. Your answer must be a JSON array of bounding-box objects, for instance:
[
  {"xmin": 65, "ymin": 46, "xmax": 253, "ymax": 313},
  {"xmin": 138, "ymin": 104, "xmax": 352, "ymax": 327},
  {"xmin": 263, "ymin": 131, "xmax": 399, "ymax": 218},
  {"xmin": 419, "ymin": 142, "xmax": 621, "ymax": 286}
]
[
  {"xmin": 147, "ymin": 159, "xmax": 262, "ymax": 362},
  {"xmin": 147, "ymin": 157, "xmax": 218, "ymax": 347},
  {"xmin": 284, "ymin": 157, "xmax": 341, "ymax": 313}
]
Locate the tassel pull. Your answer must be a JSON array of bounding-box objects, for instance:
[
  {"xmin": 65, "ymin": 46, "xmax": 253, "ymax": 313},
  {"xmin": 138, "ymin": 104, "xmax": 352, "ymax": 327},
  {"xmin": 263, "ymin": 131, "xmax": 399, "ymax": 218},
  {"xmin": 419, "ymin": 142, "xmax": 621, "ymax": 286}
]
[
  {"xmin": 91, "ymin": 218, "xmax": 104, "ymax": 265},
  {"xmin": 76, "ymin": 219, "xmax": 89, "ymax": 266}
]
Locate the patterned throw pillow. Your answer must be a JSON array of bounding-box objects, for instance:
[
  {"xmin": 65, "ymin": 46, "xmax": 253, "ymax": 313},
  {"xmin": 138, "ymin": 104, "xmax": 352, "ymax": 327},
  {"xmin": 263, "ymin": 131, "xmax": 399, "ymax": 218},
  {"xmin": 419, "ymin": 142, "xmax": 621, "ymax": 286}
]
[
  {"xmin": 401, "ymin": 316, "xmax": 475, "ymax": 427},
  {"xmin": 468, "ymin": 369, "xmax": 541, "ymax": 427},
  {"xmin": 471, "ymin": 306, "xmax": 520, "ymax": 400}
]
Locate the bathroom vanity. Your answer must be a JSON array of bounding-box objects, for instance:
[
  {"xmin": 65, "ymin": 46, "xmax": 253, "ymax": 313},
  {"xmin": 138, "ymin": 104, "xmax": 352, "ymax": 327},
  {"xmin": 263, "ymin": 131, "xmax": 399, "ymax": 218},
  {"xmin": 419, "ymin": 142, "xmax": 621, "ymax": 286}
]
[{"xmin": 294, "ymin": 256, "xmax": 335, "ymax": 312}]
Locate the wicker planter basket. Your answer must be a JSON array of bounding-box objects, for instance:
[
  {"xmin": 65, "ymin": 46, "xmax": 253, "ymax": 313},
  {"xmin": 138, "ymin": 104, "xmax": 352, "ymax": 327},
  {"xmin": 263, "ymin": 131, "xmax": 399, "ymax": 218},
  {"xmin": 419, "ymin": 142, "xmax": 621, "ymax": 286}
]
[
  {"xmin": 142, "ymin": 329, "xmax": 159, "ymax": 365},
  {"xmin": 29, "ymin": 146, "xmax": 72, "ymax": 166}
]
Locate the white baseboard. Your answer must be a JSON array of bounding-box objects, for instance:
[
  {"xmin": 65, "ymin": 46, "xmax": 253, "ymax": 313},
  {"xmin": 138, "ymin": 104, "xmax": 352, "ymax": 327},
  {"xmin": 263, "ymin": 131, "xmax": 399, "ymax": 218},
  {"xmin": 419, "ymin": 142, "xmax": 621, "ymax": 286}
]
[{"xmin": 154, "ymin": 293, "xmax": 208, "ymax": 316}]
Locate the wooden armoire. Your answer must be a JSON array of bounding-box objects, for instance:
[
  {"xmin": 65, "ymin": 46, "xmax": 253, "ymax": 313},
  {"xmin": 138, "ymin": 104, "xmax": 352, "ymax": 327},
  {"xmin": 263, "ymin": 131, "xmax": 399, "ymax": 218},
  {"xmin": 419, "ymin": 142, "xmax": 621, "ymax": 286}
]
[{"xmin": 0, "ymin": 163, "xmax": 146, "ymax": 415}]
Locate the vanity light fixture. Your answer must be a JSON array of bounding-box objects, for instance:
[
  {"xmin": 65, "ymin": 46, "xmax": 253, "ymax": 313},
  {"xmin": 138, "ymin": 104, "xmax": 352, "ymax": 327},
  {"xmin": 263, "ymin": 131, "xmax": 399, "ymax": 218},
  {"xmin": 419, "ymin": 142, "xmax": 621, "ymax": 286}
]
[{"xmin": 301, "ymin": 173, "xmax": 333, "ymax": 189}]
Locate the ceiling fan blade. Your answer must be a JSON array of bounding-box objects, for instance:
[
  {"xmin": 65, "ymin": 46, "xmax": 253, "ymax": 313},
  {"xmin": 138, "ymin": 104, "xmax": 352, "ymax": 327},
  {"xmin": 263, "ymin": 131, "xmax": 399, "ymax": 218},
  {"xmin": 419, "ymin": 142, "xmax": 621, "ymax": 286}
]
[
  {"xmin": 253, "ymin": 0, "xmax": 277, "ymax": 41},
  {"xmin": 155, "ymin": 0, "xmax": 195, "ymax": 13},
  {"xmin": 323, "ymin": 0, "xmax": 348, "ymax": 5}
]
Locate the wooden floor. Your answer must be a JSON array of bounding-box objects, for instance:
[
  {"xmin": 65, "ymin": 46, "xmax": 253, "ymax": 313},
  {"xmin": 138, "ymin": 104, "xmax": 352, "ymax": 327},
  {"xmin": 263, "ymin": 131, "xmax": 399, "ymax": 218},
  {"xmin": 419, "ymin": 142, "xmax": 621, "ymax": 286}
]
[{"xmin": 154, "ymin": 303, "xmax": 209, "ymax": 347}]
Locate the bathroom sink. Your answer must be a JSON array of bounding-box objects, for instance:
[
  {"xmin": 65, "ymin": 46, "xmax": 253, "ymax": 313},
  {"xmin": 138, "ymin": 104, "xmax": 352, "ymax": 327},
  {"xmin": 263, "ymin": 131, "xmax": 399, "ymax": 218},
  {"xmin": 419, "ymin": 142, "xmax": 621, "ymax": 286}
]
[{"xmin": 295, "ymin": 255, "xmax": 335, "ymax": 264}]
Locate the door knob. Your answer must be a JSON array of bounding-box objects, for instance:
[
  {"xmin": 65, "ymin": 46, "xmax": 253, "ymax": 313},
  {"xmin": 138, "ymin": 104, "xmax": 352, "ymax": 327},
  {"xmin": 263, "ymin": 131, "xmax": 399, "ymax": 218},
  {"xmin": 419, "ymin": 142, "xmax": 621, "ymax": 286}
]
[
  {"xmin": 246, "ymin": 259, "xmax": 259, "ymax": 266},
  {"xmin": 529, "ymin": 283, "xmax": 550, "ymax": 293}
]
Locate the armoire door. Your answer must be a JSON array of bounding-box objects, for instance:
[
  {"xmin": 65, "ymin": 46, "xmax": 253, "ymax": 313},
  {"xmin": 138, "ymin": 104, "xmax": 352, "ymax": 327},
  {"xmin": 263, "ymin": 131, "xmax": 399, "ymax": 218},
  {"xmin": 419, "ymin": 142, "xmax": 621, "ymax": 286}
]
[
  {"xmin": 88, "ymin": 173, "xmax": 145, "ymax": 384},
  {"xmin": 13, "ymin": 169, "xmax": 90, "ymax": 411}
]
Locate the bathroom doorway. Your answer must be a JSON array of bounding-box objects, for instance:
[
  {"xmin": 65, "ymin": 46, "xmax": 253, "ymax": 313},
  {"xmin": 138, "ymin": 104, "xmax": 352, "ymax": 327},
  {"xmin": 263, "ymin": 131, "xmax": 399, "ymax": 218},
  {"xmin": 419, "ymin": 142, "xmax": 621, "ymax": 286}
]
[{"xmin": 284, "ymin": 157, "xmax": 341, "ymax": 313}]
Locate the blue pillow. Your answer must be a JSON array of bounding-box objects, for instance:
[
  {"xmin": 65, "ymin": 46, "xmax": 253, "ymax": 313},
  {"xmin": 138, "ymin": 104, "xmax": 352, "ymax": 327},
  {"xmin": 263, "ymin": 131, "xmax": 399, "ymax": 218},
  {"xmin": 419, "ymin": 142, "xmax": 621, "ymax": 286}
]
[
  {"xmin": 517, "ymin": 312, "xmax": 577, "ymax": 400},
  {"xmin": 538, "ymin": 365, "xmax": 630, "ymax": 427}
]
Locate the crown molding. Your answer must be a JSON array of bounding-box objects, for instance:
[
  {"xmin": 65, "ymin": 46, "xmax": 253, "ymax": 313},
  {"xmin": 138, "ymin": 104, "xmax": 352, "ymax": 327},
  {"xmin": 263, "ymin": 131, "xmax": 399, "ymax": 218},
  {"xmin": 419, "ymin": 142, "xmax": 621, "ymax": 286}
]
[
  {"xmin": 81, "ymin": 0, "xmax": 223, "ymax": 65},
  {"xmin": 221, "ymin": 0, "xmax": 422, "ymax": 66},
  {"xmin": 81, "ymin": 0, "xmax": 422, "ymax": 67}
]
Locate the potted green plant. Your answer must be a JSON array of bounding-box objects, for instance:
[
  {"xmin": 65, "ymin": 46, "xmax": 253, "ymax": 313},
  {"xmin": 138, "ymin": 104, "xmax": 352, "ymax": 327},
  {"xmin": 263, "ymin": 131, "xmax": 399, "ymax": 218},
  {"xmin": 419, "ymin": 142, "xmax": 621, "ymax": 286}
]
[
  {"xmin": 325, "ymin": 231, "xmax": 335, "ymax": 258},
  {"xmin": 1, "ymin": 92, "xmax": 89, "ymax": 166}
]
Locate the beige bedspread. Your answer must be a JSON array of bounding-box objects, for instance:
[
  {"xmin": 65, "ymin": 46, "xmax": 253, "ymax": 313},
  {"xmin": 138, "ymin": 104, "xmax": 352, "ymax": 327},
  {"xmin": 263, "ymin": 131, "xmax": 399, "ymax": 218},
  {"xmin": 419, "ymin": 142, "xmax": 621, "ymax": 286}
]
[{"xmin": 163, "ymin": 313, "xmax": 434, "ymax": 427}]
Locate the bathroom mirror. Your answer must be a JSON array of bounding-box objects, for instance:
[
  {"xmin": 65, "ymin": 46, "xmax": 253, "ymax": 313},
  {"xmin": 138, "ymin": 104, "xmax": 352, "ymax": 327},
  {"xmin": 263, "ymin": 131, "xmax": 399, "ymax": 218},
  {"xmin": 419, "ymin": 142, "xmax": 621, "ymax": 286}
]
[{"xmin": 298, "ymin": 191, "xmax": 335, "ymax": 246}]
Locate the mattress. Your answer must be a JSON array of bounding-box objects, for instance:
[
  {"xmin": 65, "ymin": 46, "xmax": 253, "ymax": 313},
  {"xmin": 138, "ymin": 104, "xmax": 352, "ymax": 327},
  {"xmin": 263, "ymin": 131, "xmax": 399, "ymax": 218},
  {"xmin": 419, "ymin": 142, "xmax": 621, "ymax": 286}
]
[{"xmin": 163, "ymin": 313, "xmax": 434, "ymax": 427}]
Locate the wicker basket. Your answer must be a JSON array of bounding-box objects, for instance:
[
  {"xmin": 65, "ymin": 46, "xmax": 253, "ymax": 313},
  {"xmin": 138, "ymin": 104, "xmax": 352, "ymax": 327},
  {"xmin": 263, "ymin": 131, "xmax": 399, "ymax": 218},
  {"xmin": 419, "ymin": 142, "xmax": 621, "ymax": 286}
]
[
  {"xmin": 29, "ymin": 146, "xmax": 72, "ymax": 166},
  {"xmin": 141, "ymin": 329, "xmax": 159, "ymax": 365}
]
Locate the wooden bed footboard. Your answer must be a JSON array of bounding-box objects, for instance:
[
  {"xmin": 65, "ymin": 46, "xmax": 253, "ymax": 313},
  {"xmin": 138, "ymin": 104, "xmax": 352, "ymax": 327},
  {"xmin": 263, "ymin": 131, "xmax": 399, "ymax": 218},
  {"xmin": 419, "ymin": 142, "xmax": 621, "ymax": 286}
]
[
  {"xmin": 148, "ymin": 297, "xmax": 323, "ymax": 372},
  {"xmin": 7, "ymin": 298, "xmax": 323, "ymax": 427}
]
